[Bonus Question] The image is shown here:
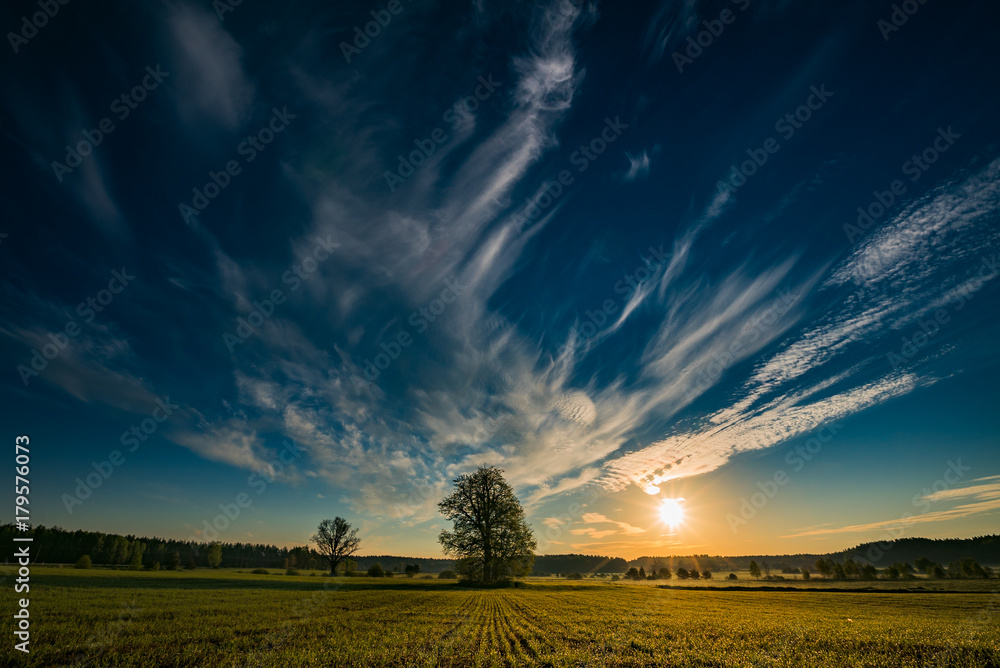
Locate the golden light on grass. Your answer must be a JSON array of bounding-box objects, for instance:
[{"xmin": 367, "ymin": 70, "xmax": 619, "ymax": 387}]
[{"xmin": 659, "ymin": 497, "xmax": 685, "ymax": 529}]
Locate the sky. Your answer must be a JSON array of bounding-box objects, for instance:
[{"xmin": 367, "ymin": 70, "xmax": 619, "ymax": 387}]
[{"xmin": 1, "ymin": 0, "xmax": 999, "ymax": 560}]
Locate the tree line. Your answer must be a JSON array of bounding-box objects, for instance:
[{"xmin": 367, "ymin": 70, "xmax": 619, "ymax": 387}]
[
  {"xmin": 743, "ymin": 556, "xmax": 994, "ymax": 581},
  {"xmin": 0, "ymin": 524, "xmax": 326, "ymax": 570}
]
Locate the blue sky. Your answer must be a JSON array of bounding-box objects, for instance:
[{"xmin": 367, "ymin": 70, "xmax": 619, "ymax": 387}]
[{"xmin": 2, "ymin": 0, "xmax": 998, "ymax": 558}]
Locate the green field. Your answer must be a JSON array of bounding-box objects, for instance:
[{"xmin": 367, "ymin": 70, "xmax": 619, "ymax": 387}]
[{"xmin": 3, "ymin": 567, "xmax": 998, "ymax": 667}]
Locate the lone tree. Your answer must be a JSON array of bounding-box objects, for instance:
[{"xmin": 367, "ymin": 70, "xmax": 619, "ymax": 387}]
[
  {"xmin": 748, "ymin": 560, "xmax": 761, "ymax": 580},
  {"xmin": 438, "ymin": 466, "xmax": 536, "ymax": 585},
  {"xmin": 312, "ymin": 517, "xmax": 361, "ymax": 575}
]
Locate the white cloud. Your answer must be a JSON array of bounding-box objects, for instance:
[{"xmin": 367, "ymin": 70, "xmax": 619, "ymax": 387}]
[{"xmin": 168, "ymin": 4, "xmax": 254, "ymax": 130}]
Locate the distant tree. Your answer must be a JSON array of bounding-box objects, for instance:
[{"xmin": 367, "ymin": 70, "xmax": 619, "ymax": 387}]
[
  {"xmin": 658, "ymin": 567, "xmax": 671, "ymax": 580},
  {"xmin": 312, "ymin": 517, "xmax": 361, "ymax": 576},
  {"xmin": 626, "ymin": 567, "xmax": 640, "ymax": 580},
  {"xmin": 915, "ymin": 557, "xmax": 934, "ymax": 573},
  {"xmin": 930, "ymin": 564, "xmax": 946, "ymax": 579},
  {"xmin": 727, "ymin": 573, "xmax": 738, "ymax": 581},
  {"xmin": 567, "ymin": 572, "xmax": 584, "ymax": 580},
  {"xmin": 861, "ymin": 564, "xmax": 878, "ymax": 580},
  {"xmin": 438, "ymin": 570, "xmax": 456, "ymax": 579},
  {"xmin": 438, "ymin": 466, "xmax": 536, "ymax": 584},
  {"xmin": 801, "ymin": 567, "xmax": 811, "ymax": 580},
  {"xmin": 950, "ymin": 558, "xmax": 988, "ymax": 579},
  {"xmin": 885, "ymin": 565, "xmax": 900, "ymax": 580},
  {"xmin": 815, "ymin": 559, "xmax": 831, "ymax": 578},
  {"xmin": 129, "ymin": 547, "xmax": 143, "ymax": 571},
  {"xmin": 689, "ymin": 568, "xmax": 700, "ymax": 579},
  {"xmin": 367, "ymin": 563, "xmax": 385, "ymax": 577},
  {"xmin": 844, "ymin": 559, "xmax": 860, "ymax": 579},
  {"xmin": 832, "ymin": 562, "xmax": 846, "ymax": 580},
  {"xmin": 185, "ymin": 557, "xmax": 197, "ymax": 570},
  {"xmin": 702, "ymin": 570, "xmax": 712, "ymax": 579},
  {"xmin": 639, "ymin": 567, "xmax": 646, "ymax": 580},
  {"xmin": 748, "ymin": 561, "xmax": 761, "ymax": 580},
  {"xmin": 611, "ymin": 574, "xmax": 620, "ymax": 582},
  {"xmin": 166, "ymin": 550, "xmax": 181, "ymax": 570},
  {"xmin": 761, "ymin": 562, "xmax": 771, "ymax": 579},
  {"xmin": 75, "ymin": 555, "xmax": 92, "ymax": 569},
  {"xmin": 676, "ymin": 568, "xmax": 689, "ymax": 580},
  {"xmin": 404, "ymin": 564, "xmax": 421, "ymax": 578},
  {"xmin": 207, "ymin": 543, "xmax": 223, "ymax": 569}
]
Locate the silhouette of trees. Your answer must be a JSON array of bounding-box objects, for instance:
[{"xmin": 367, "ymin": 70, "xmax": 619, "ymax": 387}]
[
  {"xmin": 312, "ymin": 518, "xmax": 361, "ymax": 576},
  {"xmin": 207, "ymin": 543, "xmax": 222, "ymax": 568},
  {"xmin": 748, "ymin": 561, "xmax": 761, "ymax": 580}
]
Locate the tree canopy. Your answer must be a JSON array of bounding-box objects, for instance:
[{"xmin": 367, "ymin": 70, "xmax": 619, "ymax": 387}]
[
  {"xmin": 311, "ymin": 517, "xmax": 361, "ymax": 575},
  {"xmin": 438, "ymin": 466, "xmax": 536, "ymax": 584}
]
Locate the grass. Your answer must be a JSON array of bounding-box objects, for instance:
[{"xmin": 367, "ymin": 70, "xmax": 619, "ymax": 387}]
[{"xmin": 2, "ymin": 567, "xmax": 997, "ymax": 667}]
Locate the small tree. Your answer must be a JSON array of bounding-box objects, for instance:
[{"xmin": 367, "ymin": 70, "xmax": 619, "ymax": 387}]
[
  {"xmin": 702, "ymin": 570, "xmax": 712, "ymax": 579},
  {"xmin": 625, "ymin": 567, "xmax": 640, "ymax": 580},
  {"xmin": 639, "ymin": 567, "xmax": 646, "ymax": 580},
  {"xmin": 801, "ymin": 567, "xmax": 811, "ymax": 580},
  {"xmin": 75, "ymin": 555, "xmax": 92, "ymax": 569},
  {"xmin": 312, "ymin": 517, "xmax": 361, "ymax": 576},
  {"xmin": 404, "ymin": 564, "xmax": 421, "ymax": 578},
  {"xmin": 166, "ymin": 550, "xmax": 181, "ymax": 570},
  {"xmin": 748, "ymin": 561, "xmax": 761, "ymax": 580},
  {"xmin": 367, "ymin": 563, "xmax": 385, "ymax": 577},
  {"xmin": 727, "ymin": 572, "xmax": 738, "ymax": 580},
  {"xmin": 207, "ymin": 542, "xmax": 223, "ymax": 569},
  {"xmin": 658, "ymin": 567, "xmax": 671, "ymax": 580},
  {"xmin": 689, "ymin": 568, "xmax": 700, "ymax": 580},
  {"xmin": 815, "ymin": 559, "xmax": 831, "ymax": 578},
  {"xmin": 676, "ymin": 567, "xmax": 689, "ymax": 579}
]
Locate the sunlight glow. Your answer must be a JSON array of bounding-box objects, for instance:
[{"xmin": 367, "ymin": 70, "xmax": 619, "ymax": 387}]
[{"xmin": 659, "ymin": 498, "xmax": 685, "ymax": 528}]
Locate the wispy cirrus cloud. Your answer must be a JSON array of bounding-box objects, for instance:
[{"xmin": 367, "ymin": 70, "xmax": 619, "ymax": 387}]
[
  {"xmin": 167, "ymin": 3, "xmax": 254, "ymax": 131},
  {"xmin": 784, "ymin": 476, "xmax": 1000, "ymax": 538}
]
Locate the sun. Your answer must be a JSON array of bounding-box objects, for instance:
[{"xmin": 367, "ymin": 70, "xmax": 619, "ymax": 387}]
[{"xmin": 659, "ymin": 498, "xmax": 685, "ymax": 528}]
